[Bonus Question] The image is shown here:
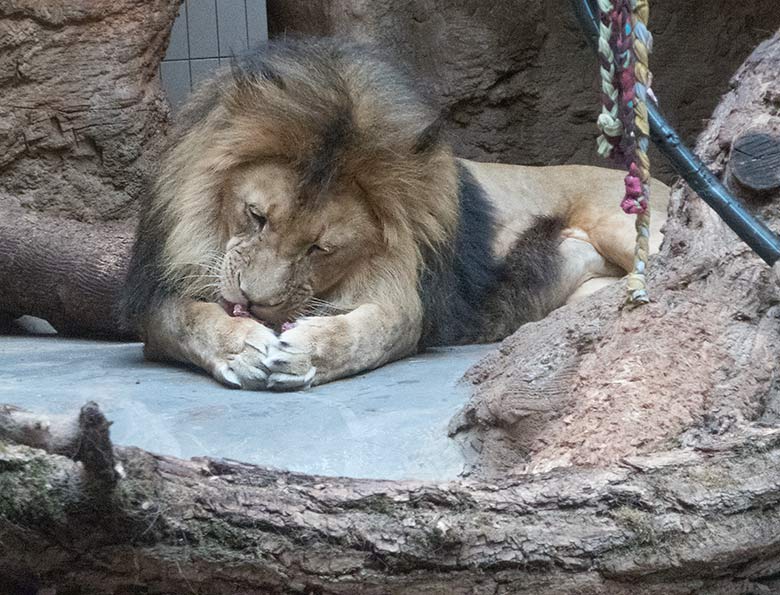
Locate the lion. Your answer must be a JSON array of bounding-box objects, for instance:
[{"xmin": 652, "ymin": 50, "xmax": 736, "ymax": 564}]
[{"xmin": 121, "ymin": 38, "xmax": 668, "ymax": 391}]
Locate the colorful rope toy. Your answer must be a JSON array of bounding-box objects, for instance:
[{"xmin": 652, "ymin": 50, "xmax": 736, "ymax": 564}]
[{"xmin": 595, "ymin": 0, "xmax": 654, "ymax": 305}]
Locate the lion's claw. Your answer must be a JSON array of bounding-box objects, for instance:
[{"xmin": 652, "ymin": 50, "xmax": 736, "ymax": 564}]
[
  {"xmin": 214, "ymin": 364, "xmax": 243, "ymax": 388},
  {"xmin": 245, "ymin": 335, "xmax": 273, "ymax": 356},
  {"xmin": 266, "ymin": 367, "xmax": 316, "ymax": 391},
  {"xmin": 262, "ymin": 340, "xmax": 316, "ymax": 390},
  {"xmin": 212, "ymin": 322, "xmax": 278, "ymax": 390},
  {"xmin": 211, "ymin": 318, "xmax": 316, "ymax": 391}
]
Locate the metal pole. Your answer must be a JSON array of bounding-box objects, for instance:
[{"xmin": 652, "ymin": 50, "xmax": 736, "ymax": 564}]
[{"xmin": 570, "ymin": 0, "xmax": 780, "ymax": 266}]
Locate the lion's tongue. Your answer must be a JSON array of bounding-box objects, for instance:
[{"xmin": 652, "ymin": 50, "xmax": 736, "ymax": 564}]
[
  {"xmin": 221, "ymin": 300, "xmax": 252, "ymax": 318},
  {"xmin": 223, "ymin": 299, "xmax": 297, "ymax": 332},
  {"xmin": 231, "ymin": 302, "xmax": 252, "ymax": 318}
]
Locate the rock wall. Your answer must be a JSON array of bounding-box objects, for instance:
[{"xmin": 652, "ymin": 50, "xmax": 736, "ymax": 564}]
[{"xmin": 268, "ymin": 0, "xmax": 780, "ymax": 181}]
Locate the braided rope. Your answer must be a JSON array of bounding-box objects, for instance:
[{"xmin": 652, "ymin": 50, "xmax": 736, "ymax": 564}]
[
  {"xmin": 626, "ymin": 0, "xmax": 653, "ymax": 305},
  {"xmin": 595, "ymin": 0, "xmax": 622, "ymax": 159},
  {"xmin": 596, "ymin": 0, "xmax": 654, "ymax": 305}
]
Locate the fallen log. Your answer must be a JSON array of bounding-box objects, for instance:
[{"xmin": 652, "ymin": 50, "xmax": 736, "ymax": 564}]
[
  {"xmin": 0, "ymin": 207, "xmax": 133, "ymax": 336},
  {"xmin": 1, "ymin": 403, "xmax": 780, "ymax": 594}
]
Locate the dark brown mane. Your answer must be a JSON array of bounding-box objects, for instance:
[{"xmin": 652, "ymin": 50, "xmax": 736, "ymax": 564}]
[{"xmin": 219, "ymin": 39, "xmax": 452, "ymax": 213}]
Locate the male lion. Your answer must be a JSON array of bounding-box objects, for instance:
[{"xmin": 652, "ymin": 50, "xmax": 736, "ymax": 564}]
[{"xmin": 121, "ymin": 38, "xmax": 668, "ymax": 391}]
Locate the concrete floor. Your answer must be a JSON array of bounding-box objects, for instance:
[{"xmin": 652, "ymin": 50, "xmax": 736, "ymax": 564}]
[{"xmin": 0, "ymin": 333, "xmax": 493, "ymax": 480}]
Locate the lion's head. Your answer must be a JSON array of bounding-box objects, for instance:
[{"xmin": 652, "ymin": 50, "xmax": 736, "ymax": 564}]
[
  {"xmin": 217, "ymin": 159, "xmax": 383, "ymax": 324},
  {"xmin": 123, "ymin": 38, "xmax": 460, "ymax": 331}
]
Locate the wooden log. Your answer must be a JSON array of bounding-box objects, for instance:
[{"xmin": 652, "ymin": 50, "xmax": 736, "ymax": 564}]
[
  {"xmin": 0, "ymin": 207, "xmax": 133, "ymax": 336},
  {"xmin": 728, "ymin": 131, "xmax": 780, "ymax": 199},
  {"xmin": 1, "ymin": 403, "xmax": 780, "ymax": 594}
]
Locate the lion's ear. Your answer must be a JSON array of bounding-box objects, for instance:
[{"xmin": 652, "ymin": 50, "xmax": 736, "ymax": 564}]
[{"xmin": 413, "ymin": 115, "xmax": 444, "ymax": 154}]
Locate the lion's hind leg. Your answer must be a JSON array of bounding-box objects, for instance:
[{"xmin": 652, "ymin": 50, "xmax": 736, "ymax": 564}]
[
  {"xmin": 557, "ymin": 229, "xmax": 625, "ymax": 304},
  {"xmin": 558, "ymin": 177, "xmax": 669, "ymax": 303},
  {"xmin": 565, "ymin": 276, "xmax": 622, "ymax": 304},
  {"xmin": 566, "ymin": 179, "xmax": 668, "ymax": 273}
]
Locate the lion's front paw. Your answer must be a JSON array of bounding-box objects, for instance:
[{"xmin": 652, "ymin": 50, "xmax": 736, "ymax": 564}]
[
  {"xmin": 211, "ymin": 321, "xmax": 281, "ymax": 390},
  {"xmin": 262, "ymin": 326, "xmax": 317, "ymax": 391}
]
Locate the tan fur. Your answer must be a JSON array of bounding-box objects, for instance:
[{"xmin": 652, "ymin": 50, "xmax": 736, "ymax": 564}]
[
  {"xmin": 461, "ymin": 161, "xmax": 669, "ymax": 263},
  {"xmin": 131, "ymin": 41, "xmax": 669, "ymax": 391}
]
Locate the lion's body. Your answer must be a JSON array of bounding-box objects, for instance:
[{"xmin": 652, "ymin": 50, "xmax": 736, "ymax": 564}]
[{"xmin": 121, "ymin": 37, "xmax": 668, "ymax": 390}]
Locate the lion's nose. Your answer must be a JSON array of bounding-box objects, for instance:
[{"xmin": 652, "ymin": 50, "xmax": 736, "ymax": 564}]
[{"xmin": 236, "ymin": 273, "xmax": 249, "ymax": 302}]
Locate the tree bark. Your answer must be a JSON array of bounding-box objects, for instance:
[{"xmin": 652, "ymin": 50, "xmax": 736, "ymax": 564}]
[
  {"xmin": 0, "ymin": 0, "xmax": 177, "ymax": 220},
  {"xmin": 2, "ymin": 403, "xmax": 780, "ymax": 594}
]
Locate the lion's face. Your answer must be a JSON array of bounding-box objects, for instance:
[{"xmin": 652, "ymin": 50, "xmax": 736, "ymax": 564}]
[
  {"xmin": 218, "ymin": 161, "xmax": 382, "ymax": 325},
  {"xmin": 133, "ymin": 40, "xmax": 460, "ymax": 339}
]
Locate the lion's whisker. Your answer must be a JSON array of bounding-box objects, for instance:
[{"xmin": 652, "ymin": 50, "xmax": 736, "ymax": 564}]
[
  {"xmin": 178, "ymin": 273, "xmax": 222, "ymax": 281},
  {"xmin": 187, "ymin": 282, "xmax": 223, "ymax": 292},
  {"xmin": 307, "ymin": 297, "xmax": 355, "ymax": 313},
  {"xmin": 175, "ymin": 258, "xmax": 224, "ymax": 268}
]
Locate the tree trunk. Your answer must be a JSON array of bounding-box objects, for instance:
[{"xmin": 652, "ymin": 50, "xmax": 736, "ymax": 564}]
[{"xmin": 0, "ymin": 0, "xmax": 179, "ymax": 334}]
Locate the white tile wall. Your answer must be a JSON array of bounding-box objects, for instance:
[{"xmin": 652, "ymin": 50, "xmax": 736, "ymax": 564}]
[{"xmin": 160, "ymin": 0, "xmax": 268, "ymax": 111}]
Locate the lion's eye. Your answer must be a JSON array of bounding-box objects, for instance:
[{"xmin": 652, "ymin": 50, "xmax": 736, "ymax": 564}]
[
  {"xmin": 307, "ymin": 244, "xmax": 328, "ymax": 256},
  {"xmin": 248, "ymin": 209, "xmax": 267, "ymax": 231}
]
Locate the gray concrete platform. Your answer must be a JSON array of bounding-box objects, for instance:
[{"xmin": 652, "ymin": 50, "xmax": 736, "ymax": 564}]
[{"xmin": 0, "ymin": 336, "xmax": 493, "ymax": 480}]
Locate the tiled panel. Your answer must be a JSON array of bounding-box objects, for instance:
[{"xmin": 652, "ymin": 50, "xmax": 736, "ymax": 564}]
[
  {"xmin": 165, "ymin": 2, "xmax": 189, "ymax": 60},
  {"xmin": 160, "ymin": 61, "xmax": 192, "ymax": 110},
  {"xmin": 187, "ymin": 0, "xmax": 219, "ymax": 59},
  {"xmin": 190, "ymin": 58, "xmax": 221, "ymax": 87},
  {"xmin": 246, "ymin": 0, "xmax": 268, "ymax": 46},
  {"xmin": 160, "ymin": 0, "xmax": 267, "ymax": 111},
  {"xmin": 217, "ymin": 0, "xmax": 249, "ymax": 57}
]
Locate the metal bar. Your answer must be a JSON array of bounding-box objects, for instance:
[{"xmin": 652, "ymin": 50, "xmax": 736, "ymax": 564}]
[{"xmin": 570, "ymin": 0, "xmax": 780, "ymax": 266}]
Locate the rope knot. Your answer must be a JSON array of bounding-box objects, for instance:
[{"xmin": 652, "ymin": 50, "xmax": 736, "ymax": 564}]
[{"xmin": 621, "ymin": 163, "xmax": 648, "ymax": 214}]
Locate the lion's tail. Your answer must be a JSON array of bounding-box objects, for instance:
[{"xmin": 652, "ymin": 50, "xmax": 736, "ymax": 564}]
[{"xmin": 478, "ymin": 216, "xmax": 567, "ymax": 342}]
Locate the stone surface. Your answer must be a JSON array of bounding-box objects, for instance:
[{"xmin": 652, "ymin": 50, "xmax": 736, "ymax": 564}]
[
  {"xmin": 268, "ymin": 0, "xmax": 780, "ymax": 182},
  {"xmin": 0, "ymin": 336, "xmax": 493, "ymax": 480}
]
